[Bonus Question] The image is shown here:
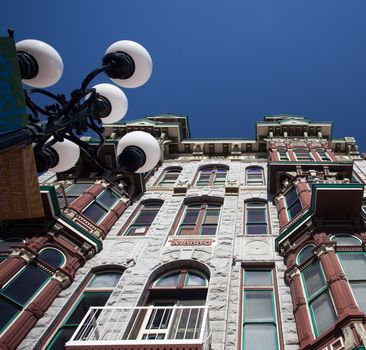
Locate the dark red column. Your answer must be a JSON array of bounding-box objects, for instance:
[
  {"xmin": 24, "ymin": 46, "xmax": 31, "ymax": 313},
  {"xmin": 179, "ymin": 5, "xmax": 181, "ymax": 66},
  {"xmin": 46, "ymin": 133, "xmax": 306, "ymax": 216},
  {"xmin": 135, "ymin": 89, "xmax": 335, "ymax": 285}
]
[
  {"xmin": 275, "ymin": 196, "xmax": 289, "ymax": 229},
  {"xmin": 295, "ymin": 181, "xmax": 311, "ymax": 208},
  {"xmin": 69, "ymin": 183, "xmax": 104, "ymax": 213},
  {"xmin": 286, "ymin": 264, "xmax": 315, "ymax": 348},
  {"xmin": 98, "ymin": 201, "xmax": 127, "ymax": 233}
]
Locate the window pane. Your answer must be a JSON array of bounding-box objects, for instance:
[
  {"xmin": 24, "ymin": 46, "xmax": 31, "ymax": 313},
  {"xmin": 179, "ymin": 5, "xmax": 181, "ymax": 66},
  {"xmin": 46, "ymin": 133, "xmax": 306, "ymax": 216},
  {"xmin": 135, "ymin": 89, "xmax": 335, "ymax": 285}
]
[
  {"xmin": 98, "ymin": 189, "xmax": 119, "ymax": 209},
  {"xmin": 298, "ymin": 245, "xmax": 314, "ymax": 265},
  {"xmin": 178, "ymin": 226, "xmax": 196, "ymax": 236},
  {"xmin": 3, "ymin": 265, "xmax": 49, "ymax": 305},
  {"xmin": 82, "ymin": 203, "xmax": 106, "ymax": 223},
  {"xmin": 38, "ymin": 249, "xmax": 64, "ymax": 269},
  {"xmin": 46, "ymin": 327, "xmax": 77, "ymax": 350},
  {"xmin": 302, "ymin": 262, "xmax": 325, "ymax": 298},
  {"xmin": 246, "ymin": 224, "xmax": 267, "ymax": 235},
  {"xmin": 350, "ymin": 282, "xmax": 366, "ymax": 313},
  {"xmin": 89, "ymin": 272, "xmax": 122, "ymax": 288},
  {"xmin": 126, "ymin": 226, "xmax": 148, "ymax": 236},
  {"xmin": 204, "ymin": 210, "xmax": 219, "ymax": 224},
  {"xmin": 0, "ymin": 298, "xmax": 20, "ymax": 332},
  {"xmin": 288, "ymin": 200, "xmax": 302, "ymax": 218},
  {"xmin": 156, "ymin": 273, "xmax": 180, "ymax": 287},
  {"xmin": 182, "ymin": 210, "xmax": 200, "ymax": 225},
  {"xmin": 338, "ymin": 253, "xmax": 366, "ymax": 280},
  {"xmin": 247, "ymin": 168, "xmax": 262, "ymax": 174},
  {"xmin": 247, "ymin": 208, "xmax": 266, "ymax": 223},
  {"xmin": 285, "ymin": 188, "xmax": 298, "ymax": 207},
  {"xmin": 243, "ymin": 324, "xmax": 277, "ymax": 350},
  {"xmin": 245, "ymin": 291, "xmax": 274, "ymax": 322},
  {"xmin": 332, "ymin": 235, "xmax": 361, "ymax": 246},
  {"xmin": 185, "ymin": 273, "xmax": 207, "ymax": 287},
  {"xmin": 200, "ymin": 225, "xmax": 217, "ymax": 235},
  {"xmin": 66, "ymin": 292, "xmax": 111, "ymax": 325},
  {"xmin": 245, "ymin": 271, "xmax": 271, "ymax": 286},
  {"xmin": 134, "ymin": 210, "xmax": 158, "ymax": 225},
  {"xmin": 311, "ymin": 292, "xmax": 337, "ymax": 335},
  {"xmin": 65, "ymin": 184, "xmax": 92, "ymax": 196}
]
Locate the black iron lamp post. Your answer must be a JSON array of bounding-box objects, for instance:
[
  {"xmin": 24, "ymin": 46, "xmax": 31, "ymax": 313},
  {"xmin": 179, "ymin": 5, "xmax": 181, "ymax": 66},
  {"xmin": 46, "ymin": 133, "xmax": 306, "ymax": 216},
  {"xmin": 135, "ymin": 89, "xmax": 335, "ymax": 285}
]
[{"xmin": 0, "ymin": 30, "xmax": 160, "ymax": 174}]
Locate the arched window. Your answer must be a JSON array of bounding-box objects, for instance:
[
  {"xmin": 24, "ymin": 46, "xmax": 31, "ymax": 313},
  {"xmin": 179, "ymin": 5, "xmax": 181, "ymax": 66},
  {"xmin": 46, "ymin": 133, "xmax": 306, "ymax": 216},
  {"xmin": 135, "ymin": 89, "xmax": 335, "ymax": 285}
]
[
  {"xmin": 294, "ymin": 148, "xmax": 313, "ymax": 161},
  {"xmin": 157, "ymin": 167, "xmax": 182, "ymax": 187},
  {"xmin": 195, "ymin": 166, "xmax": 228, "ymax": 187},
  {"xmin": 297, "ymin": 246, "xmax": 337, "ymax": 336},
  {"xmin": 244, "ymin": 201, "xmax": 269, "ymax": 235},
  {"xmin": 297, "ymin": 245, "xmax": 314, "ymax": 265},
  {"xmin": 245, "ymin": 167, "xmax": 264, "ymax": 186},
  {"xmin": 331, "ymin": 234, "xmax": 366, "ymax": 313},
  {"xmin": 122, "ymin": 200, "xmax": 163, "ymax": 236},
  {"xmin": 38, "ymin": 248, "xmax": 65, "ymax": 269},
  {"xmin": 134, "ymin": 267, "xmax": 209, "ymax": 341},
  {"xmin": 82, "ymin": 188, "xmax": 120, "ymax": 224},
  {"xmin": 331, "ymin": 235, "xmax": 361, "ymax": 246},
  {"xmin": 175, "ymin": 201, "xmax": 222, "ymax": 236},
  {"xmin": 45, "ymin": 270, "xmax": 123, "ymax": 350}
]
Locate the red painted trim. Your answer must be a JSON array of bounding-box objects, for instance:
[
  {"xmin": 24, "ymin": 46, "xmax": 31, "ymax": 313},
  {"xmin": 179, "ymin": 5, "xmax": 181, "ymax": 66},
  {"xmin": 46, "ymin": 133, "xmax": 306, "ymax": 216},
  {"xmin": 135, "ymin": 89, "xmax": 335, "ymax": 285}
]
[
  {"xmin": 287, "ymin": 149, "xmax": 296, "ymax": 161},
  {"xmin": 326, "ymin": 149, "xmax": 337, "ymax": 161},
  {"xmin": 69, "ymin": 184, "xmax": 104, "ymax": 213},
  {"xmin": 271, "ymin": 150, "xmax": 280, "ymax": 161},
  {"xmin": 310, "ymin": 149, "xmax": 321, "ymax": 162}
]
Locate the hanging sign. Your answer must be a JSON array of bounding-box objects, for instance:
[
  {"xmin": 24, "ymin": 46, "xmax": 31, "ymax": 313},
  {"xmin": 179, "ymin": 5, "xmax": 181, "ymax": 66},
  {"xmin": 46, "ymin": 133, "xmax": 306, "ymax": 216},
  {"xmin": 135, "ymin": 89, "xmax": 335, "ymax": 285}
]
[{"xmin": 0, "ymin": 36, "xmax": 44, "ymax": 220}]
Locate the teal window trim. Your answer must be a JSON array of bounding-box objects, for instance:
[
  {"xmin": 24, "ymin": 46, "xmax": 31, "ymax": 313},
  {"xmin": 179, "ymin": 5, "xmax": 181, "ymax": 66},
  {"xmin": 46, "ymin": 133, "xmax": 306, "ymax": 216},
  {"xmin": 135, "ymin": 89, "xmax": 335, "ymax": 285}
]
[
  {"xmin": 245, "ymin": 202, "xmax": 269, "ymax": 235},
  {"xmin": 284, "ymin": 187, "xmax": 302, "ymax": 220},
  {"xmin": 45, "ymin": 271, "xmax": 122, "ymax": 350},
  {"xmin": 277, "ymin": 148, "xmax": 289, "ymax": 161},
  {"xmin": 300, "ymin": 260, "xmax": 336, "ymax": 336},
  {"xmin": 242, "ymin": 269, "xmax": 280, "ymax": 350},
  {"xmin": 330, "ymin": 234, "xmax": 362, "ymax": 246},
  {"xmin": 195, "ymin": 167, "xmax": 228, "ymax": 187},
  {"xmin": 316, "ymin": 149, "xmax": 330, "ymax": 161},
  {"xmin": 297, "ymin": 245, "xmax": 315, "ymax": 266},
  {"xmin": 0, "ymin": 264, "xmax": 52, "ymax": 334},
  {"xmin": 294, "ymin": 148, "xmax": 313, "ymax": 161},
  {"xmin": 38, "ymin": 248, "xmax": 66, "ymax": 268}
]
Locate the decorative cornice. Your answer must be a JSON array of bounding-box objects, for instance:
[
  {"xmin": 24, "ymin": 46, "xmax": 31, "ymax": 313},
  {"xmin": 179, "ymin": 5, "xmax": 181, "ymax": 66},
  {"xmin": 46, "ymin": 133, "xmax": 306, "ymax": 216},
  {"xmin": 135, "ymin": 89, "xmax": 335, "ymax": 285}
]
[{"xmin": 9, "ymin": 248, "xmax": 35, "ymax": 262}]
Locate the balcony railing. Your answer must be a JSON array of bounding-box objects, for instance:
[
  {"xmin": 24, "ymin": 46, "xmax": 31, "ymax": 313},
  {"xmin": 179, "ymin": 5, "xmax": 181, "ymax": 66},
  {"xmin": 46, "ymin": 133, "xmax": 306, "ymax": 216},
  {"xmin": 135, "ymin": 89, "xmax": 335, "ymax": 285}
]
[{"xmin": 65, "ymin": 305, "xmax": 211, "ymax": 350}]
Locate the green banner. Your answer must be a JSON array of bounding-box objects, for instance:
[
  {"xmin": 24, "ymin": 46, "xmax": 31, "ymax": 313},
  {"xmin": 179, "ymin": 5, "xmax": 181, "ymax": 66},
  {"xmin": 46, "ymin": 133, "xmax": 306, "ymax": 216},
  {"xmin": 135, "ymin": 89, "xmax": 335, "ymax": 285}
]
[{"xmin": 0, "ymin": 36, "xmax": 28, "ymax": 131}]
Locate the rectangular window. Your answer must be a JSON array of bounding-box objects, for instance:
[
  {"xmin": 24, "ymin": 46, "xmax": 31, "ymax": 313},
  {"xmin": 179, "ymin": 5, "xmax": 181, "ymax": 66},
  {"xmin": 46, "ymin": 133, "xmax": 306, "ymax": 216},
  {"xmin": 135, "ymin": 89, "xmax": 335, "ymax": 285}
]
[
  {"xmin": 338, "ymin": 253, "xmax": 366, "ymax": 313},
  {"xmin": 245, "ymin": 202, "xmax": 268, "ymax": 235},
  {"xmin": 242, "ymin": 268, "xmax": 280, "ymax": 350},
  {"xmin": 316, "ymin": 149, "xmax": 329, "ymax": 161},
  {"xmin": 301, "ymin": 261, "xmax": 337, "ymax": 336},
  {"xmin": 58, "ymin": 183, "xmax": 92, "ymax": 208},
  {"xmin": 277, "ymin": 148, "xmax": 288, "ymax": 161},
  {"xmin": 82, "ymin": 188, "xmax": 119, "ymax": 224},
  {"xmin": 246, "ymin": 167, "xmax": 264, "ymax": 186},
  {"xmin": 294, "ymin": 149, "xmax": 313, "ymax": 161},
  {"xmin": 196, "ymin": 168, "xmax": 227, "ymax": 187},
  {"xmin": 125, "ymin": 202, "xmax": 162, "ymax": 236},
  {"xmin": 177, "ymin": 203, "xmax": 221, "ymax": 236},
  {"xmin": 284, "ymin": 187, "xmax": 302, "ymax": 219}
]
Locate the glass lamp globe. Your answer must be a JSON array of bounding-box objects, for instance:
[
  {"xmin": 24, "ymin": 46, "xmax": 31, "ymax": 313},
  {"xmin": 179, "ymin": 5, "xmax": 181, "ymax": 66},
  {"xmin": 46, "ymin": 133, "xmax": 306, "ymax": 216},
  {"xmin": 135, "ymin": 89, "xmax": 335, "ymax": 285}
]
[
  {"xmin": 117, "ymin": 131, "xmax": 160, "ymax": 173},
  {"xmin": 16, "ymin": 39, "xmax": 63, "ymax": 88},
  {"xmin": 91, "ymin": 83, "xmax": 128, "ymax": 124},
  {"xmin": 49, "ymin": 138, "xmax": 80, "ymax": 173},
  {"xmin": 105, "ymin": 40, "xmax": 152, "ymax": 88}
]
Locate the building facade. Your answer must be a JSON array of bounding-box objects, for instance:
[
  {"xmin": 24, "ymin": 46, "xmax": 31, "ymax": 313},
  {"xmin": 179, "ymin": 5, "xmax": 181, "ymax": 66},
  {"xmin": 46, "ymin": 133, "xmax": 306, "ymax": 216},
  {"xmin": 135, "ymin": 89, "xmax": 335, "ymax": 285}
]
[{"xmin": 1, "ymin": 114, "xmax": 366, "ymax": 350}]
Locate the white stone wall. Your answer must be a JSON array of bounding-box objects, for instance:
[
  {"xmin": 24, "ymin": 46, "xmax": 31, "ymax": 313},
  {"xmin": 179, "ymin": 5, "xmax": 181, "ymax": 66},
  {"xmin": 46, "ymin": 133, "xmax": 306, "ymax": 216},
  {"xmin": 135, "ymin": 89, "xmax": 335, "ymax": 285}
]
[{"xmin": 21, "ymin": 158, "xmax": 299, "ymax": 350}]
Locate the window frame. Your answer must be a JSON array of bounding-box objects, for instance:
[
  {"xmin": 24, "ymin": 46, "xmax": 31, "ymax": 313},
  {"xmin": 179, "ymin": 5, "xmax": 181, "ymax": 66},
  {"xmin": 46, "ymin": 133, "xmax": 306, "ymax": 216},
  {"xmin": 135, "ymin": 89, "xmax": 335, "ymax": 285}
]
[
  {"xmin": 244, "ymin": 201, "xmax": 270, "ymax": 235},
  {"xmin": 194, "ymin": 166, "xmax": 228, "ymax": 187},
  {"xmin": 57, "ymin": 183, "xmax": 93, "ymax": 209},
  {"xmin": 277, "ymin": 148, "xmax": 289, "ymax": 161},
  {"xmin": 81, "ymin": 188, "xmax": 120, "ymax": 224},
  {"xmin": 294, "ymin": 148, "xmax": 313, "ymax": 161},
  {"xmin": 241, "ymin": 267, "xmax": 282, "ymax": 350},
  {"xmin": 157, "ymin": 167, "xmax": 182, "ymax": 187},
  {"xmin": 284, "ymin": 186, "xmax": 302, "ymax": 220},
  {"xmin": 174, "ymin": 201, "xmax": 222, "ymax": 237},
  {"xmin": 245, "ymin": 167, "xmax": 265, "ymax": 186},
  {"xmin": 298, "ymin": 251, "xmax": 337, "ymax": 337},
  {"xmin": 45, "ymin": 270, "xmax": 123, "ymax": 350},
  {"xmin": 316, "ymin": 148, "xmax": 330, "ymax": 161},
  {"xmin": 122, "ymin": 200, "xmax": 163, "ymax": 236}
]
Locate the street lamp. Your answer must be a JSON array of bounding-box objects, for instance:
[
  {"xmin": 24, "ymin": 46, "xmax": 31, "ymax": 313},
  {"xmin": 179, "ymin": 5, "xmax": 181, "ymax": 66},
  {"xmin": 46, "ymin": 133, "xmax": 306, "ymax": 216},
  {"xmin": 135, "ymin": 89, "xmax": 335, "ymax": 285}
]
[{"xmin": 0, "ymin": 30, "xmax": 160, "ymax": 174}]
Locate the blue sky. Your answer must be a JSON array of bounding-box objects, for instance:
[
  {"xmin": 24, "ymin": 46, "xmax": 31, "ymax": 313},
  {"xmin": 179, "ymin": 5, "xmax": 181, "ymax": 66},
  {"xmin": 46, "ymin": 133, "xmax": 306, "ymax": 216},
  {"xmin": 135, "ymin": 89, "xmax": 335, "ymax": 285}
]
[{"xmin": 2, "ymin": 0, "xmax": 366, "ymax": 151}]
